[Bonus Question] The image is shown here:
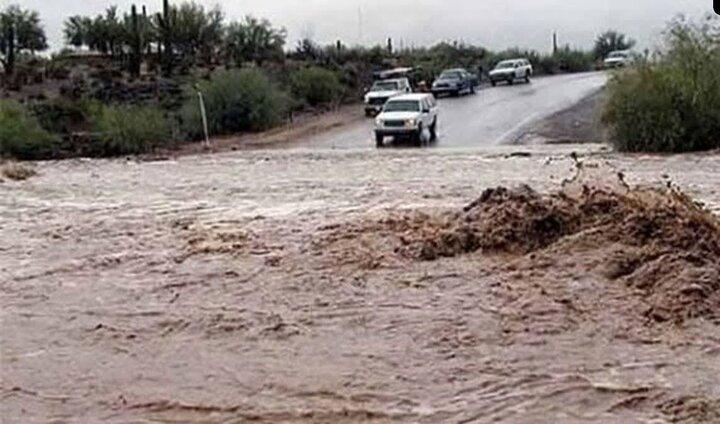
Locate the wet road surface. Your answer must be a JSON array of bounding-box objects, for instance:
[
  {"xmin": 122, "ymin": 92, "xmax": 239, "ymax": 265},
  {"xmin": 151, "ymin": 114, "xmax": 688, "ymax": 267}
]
[{"xmin": 300, "ymin": 72, "xmax": 608, "ymax": 150}]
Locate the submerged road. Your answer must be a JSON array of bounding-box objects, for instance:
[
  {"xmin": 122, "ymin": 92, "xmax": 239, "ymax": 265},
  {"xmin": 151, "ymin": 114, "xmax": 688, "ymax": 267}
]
[{"xmin": 296, "ymin": 71, "xmax": 608, "ymax": 150}]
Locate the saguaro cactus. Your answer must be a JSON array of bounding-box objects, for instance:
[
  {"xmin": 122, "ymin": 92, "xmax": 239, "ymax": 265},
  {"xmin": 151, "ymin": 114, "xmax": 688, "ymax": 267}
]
[
  {"xmin": 157, "ymin": 0, "xmax": 173, "ymax": 77},
  {"xmin": 129, "ymin": 4, "xmax": 142, "ymax": 77},
  {"xmin": 143, "ymin": 6, "xmax": 151, "ymax": 55},
  {"xmin": 6, "ymin": 23, "xmax": 15, "ymax": 77}
]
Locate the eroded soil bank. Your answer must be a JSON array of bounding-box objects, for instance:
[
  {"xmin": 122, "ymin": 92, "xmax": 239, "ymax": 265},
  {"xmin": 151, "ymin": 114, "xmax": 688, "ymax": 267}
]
[{"xmin": 2, "ymin": 145, "xmax": 719, "ymax": 423}]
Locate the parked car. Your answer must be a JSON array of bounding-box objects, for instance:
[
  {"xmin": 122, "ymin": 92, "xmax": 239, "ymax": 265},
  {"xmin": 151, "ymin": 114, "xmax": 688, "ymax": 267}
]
[
  {"xmin": 374, "ymin": 94, "xmax": 438, "ymax": 147},
  {"xmin": 363, "ymin": 78, "xmax": 412, "ymax": 116},
  {"xmin": 432, "ymin": 68, "xmax": 476, "ymax": 97},
  {"xmin": 603, "ymin": 50, "xmax": 633, "ymax": 68},
  {"xmin": 489, "ymin": 59, "xmax": 533, "ymax": 86}
]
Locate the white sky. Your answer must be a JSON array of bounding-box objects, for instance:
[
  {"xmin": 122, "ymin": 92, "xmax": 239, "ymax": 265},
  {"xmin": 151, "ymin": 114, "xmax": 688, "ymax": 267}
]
[{"xmin": 5, "ymin": 0, "xmax": 713, "ymax": 53}]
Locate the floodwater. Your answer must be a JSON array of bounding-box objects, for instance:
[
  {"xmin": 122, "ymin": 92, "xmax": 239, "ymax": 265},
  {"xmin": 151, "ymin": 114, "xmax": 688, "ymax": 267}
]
[{"xmin": 1, "ymin": 144, "xmax": 719, "ymax": 423}]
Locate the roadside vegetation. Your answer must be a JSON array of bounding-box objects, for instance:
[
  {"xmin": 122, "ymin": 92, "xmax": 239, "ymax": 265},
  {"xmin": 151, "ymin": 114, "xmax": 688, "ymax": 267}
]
[
  {"xmin": 290, "ymin": 67, "xmax": 344, "ymax": 108},
  {"xmin": 1, "ymin": 1, "xmax": 646, "ymax": 160},
  {"xmin": 180, "ymin": 69, "xmax": 288, "ymax": 139},
  {"xmin": 0, "ymin": 100, "xmax": 58, "ymax": 160},
  {"xmin": 603, "ymin": 16, "xmax": 720, "ymax": 152},
  {"xmin": 90, "ymin": 104, "xmax": 172, "ymax": 155}
]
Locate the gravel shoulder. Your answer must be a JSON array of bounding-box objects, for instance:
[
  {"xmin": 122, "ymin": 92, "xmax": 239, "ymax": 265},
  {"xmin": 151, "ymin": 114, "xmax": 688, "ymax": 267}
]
[{"xmin": 517, "ymin": 88, "xmax": 606, "ymax": 144}]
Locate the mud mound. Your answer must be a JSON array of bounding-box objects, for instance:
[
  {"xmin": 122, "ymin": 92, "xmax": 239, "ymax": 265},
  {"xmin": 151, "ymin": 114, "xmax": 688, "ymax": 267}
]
[
  {"xmin": 1, "ymin": 162, "xmax": 37, "ymax": 181},
  {"xmin": 312, "ymin": 211, "xmax": 453, "ymax": 269},
  {"xmin": 314, "ymin": 183, "xmax": 718, "ymax": 323},
  {"xmin": 408, "ymin": 184, "xmax": 720, "ymax": 323},
  {"xmin": 417, "ymin": 185, "xmax": 582, "ymax": 259}
]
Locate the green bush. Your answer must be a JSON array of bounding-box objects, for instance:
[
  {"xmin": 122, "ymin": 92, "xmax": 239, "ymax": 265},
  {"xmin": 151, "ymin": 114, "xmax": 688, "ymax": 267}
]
[
  {"xmin": 603, "ymin": 17, "xmax": 720, "ymax": 152},
  {"xmin": 551, "ymin": 48, "xmax": 595, "ymax": 73},
  {"xmin": 290, "ymin": 66, "xmax": 344, "ymax": 107},
  {"xmin": 0, "ymin": 100, "xmax": 59, "ymax": 160},
  {"xmin": 181, "ymin": 68, "xmax": 289, "ymax": 140},
  {"xmin": 90, "ymin": 105, "xmax": 172, "ymax": 156},
  {"xmin": 31, "ymin": 98, "xmax": 94, "ymax": 135}
]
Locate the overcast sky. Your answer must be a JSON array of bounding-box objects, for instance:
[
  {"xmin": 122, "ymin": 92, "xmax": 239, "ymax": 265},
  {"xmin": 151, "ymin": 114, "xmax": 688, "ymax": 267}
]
[{"xmin": 5, "ymin": 0, "xmax": 713, "ymax": 53}]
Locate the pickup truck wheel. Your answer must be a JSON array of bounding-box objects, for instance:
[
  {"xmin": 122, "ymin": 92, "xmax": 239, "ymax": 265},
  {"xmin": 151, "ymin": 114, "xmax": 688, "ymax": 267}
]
[
  {"xmin": 491, "ymin": 80, "xmax": 496, "ymax": 87},
  {"xmin": 470, "ymin": 84, "xmax": 476, "ymax": 94},
  {"xmin": 375, "ymin": 133, "xmax": 384, "ymax": 148},
  {"xmin": 415, "ymin": 125, "xmax": 424, "ymax": 146},
  {"xmin": 507, "ymin": 77, "xmax": 514, "ymax": 85},
  {"xmin": 524, "ymin": 72, "xmax": 531, "ymax": 83}
]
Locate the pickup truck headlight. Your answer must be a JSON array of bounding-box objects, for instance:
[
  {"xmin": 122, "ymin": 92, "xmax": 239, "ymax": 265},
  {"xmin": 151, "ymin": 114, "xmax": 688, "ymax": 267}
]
[
  {"xmin": 405, "ymin": 119, "xmax": 417, "ymax": 128},
  {"xmin": 376, "ymin": 118, "xmax": 383, "ymax": 127}
]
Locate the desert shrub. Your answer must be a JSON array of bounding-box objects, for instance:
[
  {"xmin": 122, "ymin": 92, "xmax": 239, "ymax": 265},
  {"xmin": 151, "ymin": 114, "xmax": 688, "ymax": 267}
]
[
  {"xmin": 90, "ymin": 104, "xmax": 172, "ymax": 156},
  {"xmin": 31, "ymin": 98, "xmax": 95, "ymax": 135},
  {"xmin": 289, "ymin": 66, "xmax": 344, "ymax": 107},
  {"xmin": 551, "ymin": 48, "xmax": 595, "ymax": 73},
  {"xmin": 180, "ymin": 68, "xmax": 289, "ymax": 140},
  {"xmin": 516, "ymin": 49, "xmax": 595, "ymax": 75},
  {"xmin": 603, "ymin": 16, "xmax": 720, "ymax": 152},
  {"xmin": 0, "ymin": 100, "xmax": 59, "ymax": 160}
]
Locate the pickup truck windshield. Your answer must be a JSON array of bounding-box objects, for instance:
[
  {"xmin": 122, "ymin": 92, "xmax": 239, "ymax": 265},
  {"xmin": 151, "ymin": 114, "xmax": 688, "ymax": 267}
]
[
  {"xmin": 495, "ymin": 61, "xmax": 516, "ymax": 69},
  {"xmin": 608, "ymin": 52, "xmax": 628, "ymax": 58},
  {"xmin": 384, "ymin": 100, "xmax": 421, "ymax": 112},
  {"xmin": 372, "ymin": 82, "xmax": 399, "ymax": 91}
]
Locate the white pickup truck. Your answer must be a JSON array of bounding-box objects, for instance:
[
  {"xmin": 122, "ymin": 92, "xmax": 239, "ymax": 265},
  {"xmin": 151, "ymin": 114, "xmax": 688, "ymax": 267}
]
[
  {"xmin": 374, "ymin": 93, "xmax": 438, "ymax": 147},
  {"xmin": 364, "ymin": 78, "xmax": 412, "ymax": 116}
]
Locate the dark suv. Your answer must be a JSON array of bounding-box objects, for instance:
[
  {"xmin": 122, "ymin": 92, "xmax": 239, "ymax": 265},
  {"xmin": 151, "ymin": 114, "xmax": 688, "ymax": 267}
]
[{"xmin": 431, "ymin": 69, "xmax": 477, "ymax": 97}]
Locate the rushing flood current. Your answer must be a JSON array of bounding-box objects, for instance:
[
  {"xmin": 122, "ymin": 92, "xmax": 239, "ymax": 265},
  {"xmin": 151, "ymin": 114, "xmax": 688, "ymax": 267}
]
[{"xmin": 2, "ymin": 146, "xmax": 719, "ymax": 423}]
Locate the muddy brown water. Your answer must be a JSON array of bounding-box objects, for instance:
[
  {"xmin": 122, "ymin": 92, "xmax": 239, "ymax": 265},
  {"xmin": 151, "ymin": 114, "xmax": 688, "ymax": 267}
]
[{"xmin": 1, "ymin": 144, "xmax": 719, "ymax": 423}]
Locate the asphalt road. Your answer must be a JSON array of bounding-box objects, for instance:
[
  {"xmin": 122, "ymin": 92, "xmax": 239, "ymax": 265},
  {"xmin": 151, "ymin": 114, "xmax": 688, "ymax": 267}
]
[{"xmin": 297, "ymin": 71, "xmax": 608, "ymax": 150}]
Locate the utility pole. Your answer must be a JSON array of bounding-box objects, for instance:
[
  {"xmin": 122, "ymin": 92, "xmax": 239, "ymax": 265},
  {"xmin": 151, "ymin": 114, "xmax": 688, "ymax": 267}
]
[{"xmin": 552, "ymin": 32, "xmax": 558, "ymax": 55}]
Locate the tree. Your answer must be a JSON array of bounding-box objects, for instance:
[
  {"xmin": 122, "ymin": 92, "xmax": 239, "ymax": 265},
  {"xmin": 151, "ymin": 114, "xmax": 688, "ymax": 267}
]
[
  {"xmin": 64, "ymin": 15, "xmax": 91, "ymax": 48},
  {"xmin": 0, "ymin": 5, "xmax": 48, "ymax": 76},
  {"xmin": 293, "ymin": 38, "xmax": 321, "ymax": 61},
  {"xmin": 225, "ymin": 16, "xmax": 286, "ymax": 66},
  {"xmin": 593, "ymin": 30, "xmax": 636, "ymax": 59},
  {"xmin": 65, "ymin": 5, "xmax": 156, "ymax": 76},
  {"xmin": 168, "ymin": 2, "xmax": 224, "ymax": 66},
  {"xmin": 64, "ymin": 7, "xmax": 128, "ymax": 58}
]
